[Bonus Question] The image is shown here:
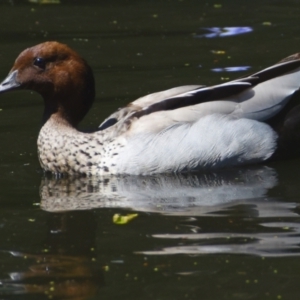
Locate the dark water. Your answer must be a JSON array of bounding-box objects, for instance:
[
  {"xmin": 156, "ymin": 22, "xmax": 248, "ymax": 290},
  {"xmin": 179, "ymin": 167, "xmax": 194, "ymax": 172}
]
[{"xmin": 1, "ymin": 0, "xmax": 300, "ymax": 299}]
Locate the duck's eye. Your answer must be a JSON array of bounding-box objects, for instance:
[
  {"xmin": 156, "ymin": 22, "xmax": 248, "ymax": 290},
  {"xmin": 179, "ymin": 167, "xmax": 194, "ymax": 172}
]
[{"xmin": 33, "ymin": 57, "xmax": 46, "ymax": 70}]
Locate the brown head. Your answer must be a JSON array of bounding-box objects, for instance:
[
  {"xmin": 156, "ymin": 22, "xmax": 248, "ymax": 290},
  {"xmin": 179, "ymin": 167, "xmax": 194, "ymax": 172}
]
[{"xmin": 0, "ymin": 41, "xmax": 95, "ymax": 126}]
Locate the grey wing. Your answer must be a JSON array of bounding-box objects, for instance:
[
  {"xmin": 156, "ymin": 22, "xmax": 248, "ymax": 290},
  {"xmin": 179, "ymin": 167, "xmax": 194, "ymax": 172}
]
[
  {"xmin": 98, "ymin": 81, "xmax": 255, "ymax": 130},
  {"xmin": 99, "ymin": 55, "xmax": 300, "ymax": 130},
  {"xmin": 98, "ymin": 85, "xmax": 203, "ymax": 130}
]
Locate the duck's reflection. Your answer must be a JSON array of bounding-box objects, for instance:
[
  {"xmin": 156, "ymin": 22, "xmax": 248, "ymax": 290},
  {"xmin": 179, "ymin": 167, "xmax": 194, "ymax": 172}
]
[
  {"xmin": 2, "ymin": 211, "xmax": 104, "ymax": 299},
  {"xmin": 40, "ymin": 166, "xmax": 277, "ymax": 214},
  {"xmin": 3, "ymin": 165, "xmax": 300, "ymax": 298},
  {"xmin": 40, "ymin": 165, "xmax": 300, "ymax": 258}
]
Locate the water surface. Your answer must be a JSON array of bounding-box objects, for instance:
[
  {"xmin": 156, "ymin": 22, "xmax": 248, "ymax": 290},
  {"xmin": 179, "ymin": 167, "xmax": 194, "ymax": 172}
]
[{"xmin": 0, "ymin": 1, "xmax": 300, "ymax": 299}]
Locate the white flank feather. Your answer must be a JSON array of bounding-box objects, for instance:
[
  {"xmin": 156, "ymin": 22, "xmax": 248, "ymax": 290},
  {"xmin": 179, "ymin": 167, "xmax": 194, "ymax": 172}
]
[{"xmin": 115, "ymin": 114, "xmax": 278, "ymax": 175}]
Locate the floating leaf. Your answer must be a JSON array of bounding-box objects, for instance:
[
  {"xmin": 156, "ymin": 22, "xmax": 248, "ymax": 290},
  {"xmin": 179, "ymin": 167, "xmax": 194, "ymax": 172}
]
[{"xmin": 113, "ymin": 213, "xmax": 138, "ymax": 225}]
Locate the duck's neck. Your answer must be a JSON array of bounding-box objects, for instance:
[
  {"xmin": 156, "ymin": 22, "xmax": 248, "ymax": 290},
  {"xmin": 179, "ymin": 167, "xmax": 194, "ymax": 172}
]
[
  {"xmin": 41, "ymin": 87, "xmax": 94, "ymax": 128},
  {"xmin": 37, "ymin": 113, "xmax": 108, "ymax": 176}
]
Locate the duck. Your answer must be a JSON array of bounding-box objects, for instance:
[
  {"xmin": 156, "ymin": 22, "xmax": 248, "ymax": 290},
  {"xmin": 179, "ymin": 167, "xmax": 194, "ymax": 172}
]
[{"xmin": 0, "ymin": 41, "xmax": 300, "ymax": 176}]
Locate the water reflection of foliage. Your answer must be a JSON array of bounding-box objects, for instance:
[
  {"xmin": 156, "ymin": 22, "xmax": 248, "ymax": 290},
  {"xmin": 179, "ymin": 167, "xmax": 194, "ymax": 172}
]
[
  {"xmin": 1, "ymin": 211, "xmax": 104, "ymax": 299},
  {"xmin": 195, "ymin": 27, "xmax": 253, "ymax": 38}
]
